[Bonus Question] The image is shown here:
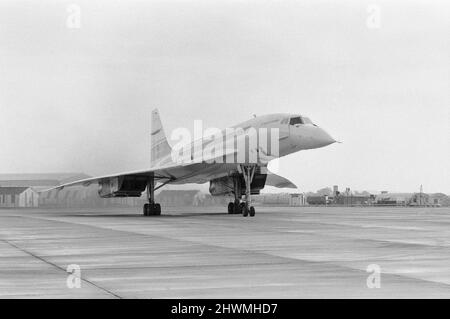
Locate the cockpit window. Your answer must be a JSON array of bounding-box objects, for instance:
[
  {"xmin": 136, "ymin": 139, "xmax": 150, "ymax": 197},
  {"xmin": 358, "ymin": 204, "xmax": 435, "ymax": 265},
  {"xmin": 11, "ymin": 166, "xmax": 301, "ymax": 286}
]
[
  {"xmin": 289, "ymin": 116, "xmax": 314, "ymax": 125},
  {"xmin": 302, "ymin": 117, "xmax": 313, "ymax": 124},
  {"xmin": 289, "ymin": 117, "xmax": 303, "ymax": 125}
]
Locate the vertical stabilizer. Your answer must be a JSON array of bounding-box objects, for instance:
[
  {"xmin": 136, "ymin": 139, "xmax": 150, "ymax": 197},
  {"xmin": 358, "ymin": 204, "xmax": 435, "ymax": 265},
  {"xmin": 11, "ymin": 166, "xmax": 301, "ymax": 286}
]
[{"xmin": 151, "ymin": 109, "xmax": 172, "ymax": 166}]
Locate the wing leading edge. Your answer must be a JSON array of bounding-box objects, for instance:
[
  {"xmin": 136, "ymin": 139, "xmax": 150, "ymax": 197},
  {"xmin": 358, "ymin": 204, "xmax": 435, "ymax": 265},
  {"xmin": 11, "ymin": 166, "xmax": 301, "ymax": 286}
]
[
  {"xmin": 43, "ymin": 163, "xmax": 297, "ymax": 193},
  {"xmin": 265, "ymin": 171, "xmax": 297, "ymax": 189}
]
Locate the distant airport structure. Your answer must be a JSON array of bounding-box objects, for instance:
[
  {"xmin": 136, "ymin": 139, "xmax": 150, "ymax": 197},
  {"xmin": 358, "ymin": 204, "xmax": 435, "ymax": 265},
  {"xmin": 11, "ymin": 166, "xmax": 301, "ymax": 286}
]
[
  {"xmin": 0, "ymin": 187, "xmax": 39, "ymax": 208},
  {"xmin": 0, "ymin": 174, "xmax": 448, "ymax": 208},
  {"xmin": 253, "ymin": 193, "xmax": 307, "ymax": 206},
  {"xmin": 0, "ymin": 173, "xmax": 89, "ymax": 208},
  {"xmin": 305, "ymin": 185, "xmax": 448, "ymax": 207}
]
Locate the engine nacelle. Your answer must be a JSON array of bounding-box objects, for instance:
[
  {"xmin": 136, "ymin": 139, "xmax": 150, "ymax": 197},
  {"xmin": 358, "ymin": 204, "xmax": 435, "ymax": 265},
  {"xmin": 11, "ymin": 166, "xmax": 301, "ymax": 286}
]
[
  {"xmin": 209, "ymin": 174, "xmax": 267, "ymax": 196},
  {"xmin": 98, "ymin": 175, "xmax": 147, "ymax": 198}
]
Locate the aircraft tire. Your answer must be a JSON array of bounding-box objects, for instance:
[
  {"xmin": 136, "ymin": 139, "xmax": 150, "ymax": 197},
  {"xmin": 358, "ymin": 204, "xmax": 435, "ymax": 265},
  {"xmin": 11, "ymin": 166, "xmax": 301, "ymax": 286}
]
[
  {"xmin": 249, "ymin": 206, "xmax": 255, "ymax": 217},
  {"xmin": 233, "ymin": 200, "xmax": 242, "ymax": 214},
  {"xmin": 154, "ymin": 203, "xmax": 161, "ymax": 216},
  {"xmin": 228, "ymin": 202, "xmax": 234, "ymax": 214}
]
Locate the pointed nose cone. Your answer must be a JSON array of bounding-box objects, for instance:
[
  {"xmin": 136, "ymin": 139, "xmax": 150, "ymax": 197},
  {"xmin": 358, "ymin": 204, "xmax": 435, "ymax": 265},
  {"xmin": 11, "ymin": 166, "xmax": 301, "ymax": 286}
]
[{"xmin": 316, "ymin": 129, "xmax": 336, "ymax": 148}]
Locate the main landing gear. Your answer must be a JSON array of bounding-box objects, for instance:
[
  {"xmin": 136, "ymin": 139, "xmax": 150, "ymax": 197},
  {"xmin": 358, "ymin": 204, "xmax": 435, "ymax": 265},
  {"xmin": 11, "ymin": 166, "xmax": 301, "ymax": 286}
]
[
  {"xmin": 227, "ymin": 199, "xmax": 245, "ymax": 215},
  {"xmin": 227, "ymin": 165, "xmax": 257, "ymax": 217},
  {"xmin": 143, "ymin": 178, "xmax": 161, "ymax": 216}
]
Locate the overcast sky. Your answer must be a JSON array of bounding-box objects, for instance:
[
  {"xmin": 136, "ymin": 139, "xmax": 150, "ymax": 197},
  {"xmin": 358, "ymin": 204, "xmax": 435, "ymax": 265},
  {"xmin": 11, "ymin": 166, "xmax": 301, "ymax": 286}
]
[{"xmin": 0, "ymin": 0, "xmax": 449, "ymax": 193}]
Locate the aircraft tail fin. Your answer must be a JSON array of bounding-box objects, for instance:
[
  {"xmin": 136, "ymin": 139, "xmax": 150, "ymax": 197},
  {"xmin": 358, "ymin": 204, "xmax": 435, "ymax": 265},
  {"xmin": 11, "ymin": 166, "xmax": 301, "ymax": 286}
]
[{"xmin": 151, "ymin": 109, "xmax": 172, "ymax": 166}]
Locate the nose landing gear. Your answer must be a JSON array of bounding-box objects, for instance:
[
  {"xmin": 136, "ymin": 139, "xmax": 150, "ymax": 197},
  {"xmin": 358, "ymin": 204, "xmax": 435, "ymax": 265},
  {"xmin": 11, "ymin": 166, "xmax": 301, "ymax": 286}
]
[
  {"xmin": 227, "ymin": 165, "xmax": 257, "ymax": 217},
  {"xmin": 240, "ymin": 164, "xmax": 257, "ymax": 217},
  {"xmin": 240, "ymin": 202, "xmax": 255, "ymax": 217}
]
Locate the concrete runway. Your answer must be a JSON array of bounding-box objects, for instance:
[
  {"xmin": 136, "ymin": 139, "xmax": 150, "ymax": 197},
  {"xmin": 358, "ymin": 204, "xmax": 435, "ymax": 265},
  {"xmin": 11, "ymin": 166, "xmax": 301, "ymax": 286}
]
[{"xmin": 1, "ymin": 206, "xmax": 450, "ymax": 298}]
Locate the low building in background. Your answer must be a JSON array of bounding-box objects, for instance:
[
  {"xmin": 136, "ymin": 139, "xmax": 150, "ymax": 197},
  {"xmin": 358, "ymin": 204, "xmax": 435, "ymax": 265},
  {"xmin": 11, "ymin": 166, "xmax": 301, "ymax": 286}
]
[
  {"xmin": 0, "ymin": 187, "xmax": 39, "ymax": 208},
  {"xmin": 253, "ymin": 193, "xmax": 306, "ymax": 206},
  {"xmin": 289, "ymin": 193, "xmax": 307, "ymax": 206},
  {"xmin": 0, "ymin": 173, "xmax": 90, "ymax": 208},
  {"xmin": 373, "ymin": 192, "xmax": 447, "ymax": 207},
  {"xmin": 306, "ymin": 195, "xmax": 329, "ymax": 205},
  {"xmin": 428, "ymin": 193, "xmax": 450, "ymax": 207},
  {"xmin": 157, "ymin": 190, "xmax": 201, "ymax": 206},
  {"xmin": 408, "ymin": 193, "xmax": 447, "ymax": 207},
  {"xmin": 375, "ymin": 193, "xmax": 411, "ymax": 206},
  {"xmin": 334, "ymin": 194, "xmax": 373, "ymax": 206}
]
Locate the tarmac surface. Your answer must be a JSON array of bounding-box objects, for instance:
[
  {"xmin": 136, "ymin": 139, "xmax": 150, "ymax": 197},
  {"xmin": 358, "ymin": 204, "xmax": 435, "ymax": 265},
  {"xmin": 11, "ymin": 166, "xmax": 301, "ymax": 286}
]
[{"xmin": 0, "ymin": 205, "xmax": 450, "ymax": 298}]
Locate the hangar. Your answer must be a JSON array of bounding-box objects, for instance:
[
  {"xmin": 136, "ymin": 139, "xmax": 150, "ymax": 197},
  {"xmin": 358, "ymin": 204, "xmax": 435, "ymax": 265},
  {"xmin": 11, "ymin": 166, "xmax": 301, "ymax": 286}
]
[
  {"xmin": 0, "ymin": 173, "xmax": 90, "ymax": 208},
  {"xmin": 0, "ymin": 187, "xmax": 39, "ymax": 208}
]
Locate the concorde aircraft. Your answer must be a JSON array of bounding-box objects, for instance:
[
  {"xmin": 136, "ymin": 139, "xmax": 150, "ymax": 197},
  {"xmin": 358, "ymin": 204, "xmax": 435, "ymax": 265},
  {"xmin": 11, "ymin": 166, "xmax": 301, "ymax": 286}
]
[{"xmin": 47, "ymin": 109, "xmax": 336, "ymax": 217}]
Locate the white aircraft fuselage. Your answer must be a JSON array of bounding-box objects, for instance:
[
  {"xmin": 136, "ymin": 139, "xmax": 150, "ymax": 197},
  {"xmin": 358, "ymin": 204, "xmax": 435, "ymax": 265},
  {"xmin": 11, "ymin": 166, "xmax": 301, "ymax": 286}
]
[{"xmin": 157, "ymin": 113, "xmax": 335, "ymax": 168}]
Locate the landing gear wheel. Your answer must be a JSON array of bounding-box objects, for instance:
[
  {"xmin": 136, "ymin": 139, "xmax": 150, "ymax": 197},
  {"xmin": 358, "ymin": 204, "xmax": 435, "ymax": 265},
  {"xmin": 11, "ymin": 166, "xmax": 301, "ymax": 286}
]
[
  {"xmin": 143, "ymin": 203, "xmax": 161, "ymax": 216},
  {"xmin": 143, "ymin": 203, "xmax": 149, "ymax": 216},
  {"xmin": 154, "ymin": 203, "xmax": 161, "ymax": 216},
  {"xmin": 242, "ymin": 206, "xmax": 249, "ymax": 217},
  {"xmin": 144, "ymin": 178, "xmax": 161, "ymax": 216},
  {"xmin": 239, "ymin": 165, "xmax": 256, "ymax": 219},
  {"xmin": 233, "ymin": 200, "xmax": 242, "ymax": 214},
  {"xmin": 228, "ymin": 202, "xmax": 234, "ymax": 214}
]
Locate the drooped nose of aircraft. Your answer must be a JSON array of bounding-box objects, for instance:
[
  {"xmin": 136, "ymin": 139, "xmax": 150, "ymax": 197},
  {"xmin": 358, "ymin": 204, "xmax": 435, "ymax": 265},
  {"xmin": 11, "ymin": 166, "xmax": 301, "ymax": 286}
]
[{"xmin": 314, "ymin": 127, "xmax": 336, "ymax": 148}]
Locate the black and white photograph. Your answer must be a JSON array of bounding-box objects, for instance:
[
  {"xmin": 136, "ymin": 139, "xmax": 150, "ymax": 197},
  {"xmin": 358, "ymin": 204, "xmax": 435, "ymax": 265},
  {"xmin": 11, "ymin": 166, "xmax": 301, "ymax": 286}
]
[{"xmin": 0, "ymin": 0, "xmax": 449, "ymax": 307}]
